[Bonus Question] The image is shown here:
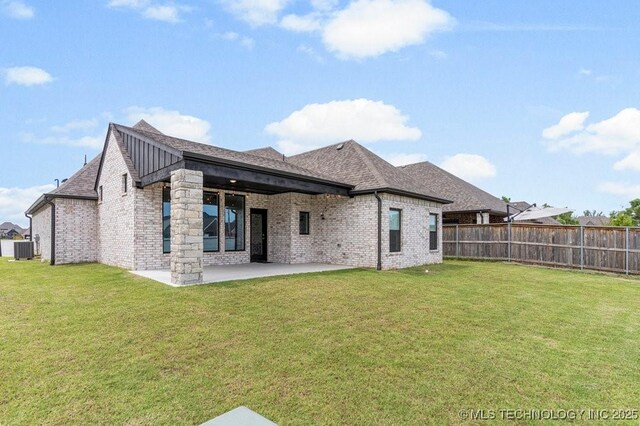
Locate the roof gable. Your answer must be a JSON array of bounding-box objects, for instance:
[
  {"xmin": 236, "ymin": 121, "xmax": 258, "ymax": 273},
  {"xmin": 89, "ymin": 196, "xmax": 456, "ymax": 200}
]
[
  {"xmin": 401, "ymin": 161, "xmax": 508, "ymax": 214},
  {"xmin": 287, "ymin": 141, "xmax": 449, "ymax": 202},
  {"xmin": 132, "ymin": 119, "xmax": 164, "ymax": 134},
  {"xmin": 244, "ymin": 146, "xmax": 285, "ymax": 161}
]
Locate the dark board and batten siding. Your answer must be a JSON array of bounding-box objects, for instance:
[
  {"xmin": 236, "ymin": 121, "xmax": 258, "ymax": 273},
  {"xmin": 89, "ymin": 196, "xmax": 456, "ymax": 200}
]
[
  {"xmin": 122, "ymin": 132, "xmax": 181, "ymax": 178},
  {"xmin": 444, "ymin": 223, "xmax": 640, "ymax": 275}
]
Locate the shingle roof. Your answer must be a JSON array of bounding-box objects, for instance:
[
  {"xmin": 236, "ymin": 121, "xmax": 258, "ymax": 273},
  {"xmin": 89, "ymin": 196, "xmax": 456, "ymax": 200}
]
[
  {"xmin": 245, "ymin": 146, "xmax": 285, "ymax": 161},
  {"xmin": 132, "ymin": 119, "xmax": 164, "ymax": 134},
  {"xmin": 400, "ymin": 161, "xmax": 507, "ymax": 214},
  {"xmin": 48, "ymin": 154, "xmax": 102, "ymax": 198},
  {"xmin": 577, "ymin": 215, "xmax": 609, "ymax": 226},
  {"xmin": 287, "ymin": 141, "xmax": 450, "ymax": 202},
  {"xmin": 115, "ymin": 124, "xmax": 347, "ymax": 185}
]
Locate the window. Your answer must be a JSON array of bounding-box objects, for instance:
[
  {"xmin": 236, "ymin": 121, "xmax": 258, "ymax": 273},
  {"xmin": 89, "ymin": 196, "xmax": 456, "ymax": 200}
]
[
  {"xmin": 429, "ymin": 213, "xmax": 438, "ymax": 251},
  {"xmin": 224, "ymin": 194, "xmax": 245, "ymax": 251},
  {"xmin": 299, "ymin": 211, "xmax": 310, "ymax": 235},
  {"xmin": 122, "ymin": 173, "xmax": 128, "ymax": 194},
  {"xmin": 203, "ymin": 192, "xmax": 219, "ymax": 252},
  {"xmin": 99, "ymin": 185, "xmax": 103, "ymax": 202},
  {"xmin": 162, "ymin": 188, "xmax": 171, "ymax": 253},
  {"xmin": 389, "ymin": 209, "xmax": 401, "ymax": 252}
]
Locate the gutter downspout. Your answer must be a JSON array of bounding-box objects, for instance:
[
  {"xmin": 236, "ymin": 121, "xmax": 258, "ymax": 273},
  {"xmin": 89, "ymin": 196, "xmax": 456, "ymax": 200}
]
[
  {"xmin": 45, "ymin": 197, "xmax": 56, "ymax": 265},
  {"xmin": 24, "ymin": 212, "xmax": 32, "ymax": 241},
  {"xmin": 374, "ymin": 191, "xmax": 382, "ymax": 271}
]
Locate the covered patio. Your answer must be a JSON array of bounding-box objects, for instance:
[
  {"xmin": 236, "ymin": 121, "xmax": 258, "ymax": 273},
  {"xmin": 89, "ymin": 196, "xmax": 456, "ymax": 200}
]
[{"xmin": 132, "ymin": 262, "xmax": 354, "ymax": 286}]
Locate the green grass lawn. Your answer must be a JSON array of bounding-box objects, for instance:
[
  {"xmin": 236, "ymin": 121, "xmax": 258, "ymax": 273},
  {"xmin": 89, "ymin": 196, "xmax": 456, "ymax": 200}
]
[{"xmin": 1, "ymin": 259, "xmax": 639, "ymax": 425}]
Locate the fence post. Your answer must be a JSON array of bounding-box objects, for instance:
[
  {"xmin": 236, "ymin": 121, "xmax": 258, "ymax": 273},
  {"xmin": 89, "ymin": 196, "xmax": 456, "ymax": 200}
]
[
  {"xmin": 580, "ymin": 226, "xmax": 584, "ymax": 271},
  {"xmin": 625, "ymin": 227, "xmax": 630, "ymax": 275},
  {"xmin": 507, "ymin": 222, "xmax": 512, "ymax": 262},
  {"xmin": 455, "ymin": 224, "xmax": 460, "ymax": 257}
]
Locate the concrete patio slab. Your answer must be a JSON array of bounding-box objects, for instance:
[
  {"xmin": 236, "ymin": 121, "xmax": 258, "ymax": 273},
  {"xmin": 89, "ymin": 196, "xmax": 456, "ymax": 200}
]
[{"xmin": 131, "ymin": 262, "xmax": 354, "ymax": 286}]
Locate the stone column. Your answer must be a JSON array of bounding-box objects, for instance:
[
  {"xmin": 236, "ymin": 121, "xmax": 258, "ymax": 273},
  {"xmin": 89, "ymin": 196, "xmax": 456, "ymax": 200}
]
[{"xmin": 170, "ymin": 169, "xmax": 203, "ymax": 285}]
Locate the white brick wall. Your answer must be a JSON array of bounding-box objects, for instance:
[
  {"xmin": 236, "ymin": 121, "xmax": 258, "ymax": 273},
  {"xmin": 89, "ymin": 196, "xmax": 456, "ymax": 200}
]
[
  {"xmin": 380, "ymin": 193, "xmax": 443, "ymax": 269},
  {"xmin": 31, "ymin": 204, "xmax": 51, "ymax": 261},
  {"xmin": 54, "ymin": 198, "xmax": 98, "ymax": 264},
  {"xmin": 96, "ymin": 132, "xmax": 136, "ymax": 269},
  {"xmin": 130, "ymin": 186, "xmax": 443, "ymax": 271}
]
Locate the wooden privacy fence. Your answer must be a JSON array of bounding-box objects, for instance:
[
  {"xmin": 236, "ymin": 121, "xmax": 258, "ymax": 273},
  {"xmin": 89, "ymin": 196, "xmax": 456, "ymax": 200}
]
[{"xmin": 443, "ymin": 223, "xmax": 640, "ymax": 275}]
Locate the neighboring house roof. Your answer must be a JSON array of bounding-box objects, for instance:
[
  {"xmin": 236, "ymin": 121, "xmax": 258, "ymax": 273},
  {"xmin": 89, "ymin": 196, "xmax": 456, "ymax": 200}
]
[
  {"xmin": 576, "ymin": 215, "xmax": 610, "ymax": 226},
  {"xmin": 245, "ymin": 147, "xmax": 285, "ymax": 161},
  {"xmin": 0, "ymin": 222, "xmax": 24, "ymax": 232},
  {"xmin": 400, "ymin": 161, "xmax": 508, "ymax": 215},
  {"xmin": 287, "ymin": 141, "xmax": 451, "ymax": 202}
]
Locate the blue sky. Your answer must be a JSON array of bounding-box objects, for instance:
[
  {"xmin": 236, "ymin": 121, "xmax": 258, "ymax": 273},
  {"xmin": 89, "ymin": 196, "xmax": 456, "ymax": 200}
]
[{"xmin": 2, "ymin": 0, "xmax": 640, "ymax": 226}]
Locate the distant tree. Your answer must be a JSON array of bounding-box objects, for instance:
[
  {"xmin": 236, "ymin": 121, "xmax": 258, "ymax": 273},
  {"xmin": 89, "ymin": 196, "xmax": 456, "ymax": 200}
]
[
  {"xmin": 583, "ymin": 209, "xmax": 604, "ymax": 217},
  {"xmin": 501, "ymin": 196, "xmax": 511, "ymax": 203},
  {"xmin": 610, "ymin": 212, "xmax": 636, "ymax": 227},
  {"xmin": 556, "ymin": 212, "xmax": 579, "ymax": 225},
  {"xmin": 610, "ymin": 199, "xmax": 640, "ymax": 227}
]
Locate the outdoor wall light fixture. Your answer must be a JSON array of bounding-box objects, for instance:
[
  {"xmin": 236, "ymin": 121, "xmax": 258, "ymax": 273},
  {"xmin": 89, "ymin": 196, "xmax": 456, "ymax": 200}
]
[{"xmin": 229, "ymin": 179, "xmax": 237, "ymax": 184}]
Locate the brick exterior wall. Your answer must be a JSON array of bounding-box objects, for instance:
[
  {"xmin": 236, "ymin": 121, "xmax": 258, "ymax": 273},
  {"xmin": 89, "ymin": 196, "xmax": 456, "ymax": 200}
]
[
  {"xmin": 96, "ymin": 132, "xmax": 136, "ymax": 269},
  {"xmin": 30, "ymin": 199, "xmax": 97, "ymax": 264},
  {"xmin": 31, "ymin": 204, "xmax": 51, "ymax": 261},
  {"xmin": 381, "ymin": 193, "xmax": 443, "ymax": 269},
  {"xmin": 131, "ymin": 185, "xmax": 443, "ymax": 271},
  {"xmin": 54, "ymin": 198, "xmax": 98, "ymax": 264}
]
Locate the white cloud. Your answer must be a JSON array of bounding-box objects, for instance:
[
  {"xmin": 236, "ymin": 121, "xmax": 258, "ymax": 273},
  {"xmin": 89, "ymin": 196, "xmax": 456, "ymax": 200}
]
[
  {"xmin": 0, "ymin": 184, "xmax": 56, "ymax": 226},
  {"xmin": 220, "ymin": 31, "xmax": 255, "ymax": 49},
  {"xmin": 222, "ymin": 0, "xmax": 291, "ymax": 26},
  {"xmin": 1, "ymin": 0, "xmax": 34, "ymax": 19},
  {"xmin": 280, "ymin": 13, "xmax": 322, "ymax": 32},
  {"xmin": 125, "ymin": 106, "xmax": 212, "ymax": 143},
  {"xmin": 439, "ymin": 153, "xmax": 496, "ymax": 181},
  {"xmin": 21, "ymin": 132, "xmax": 104, "ymax": 149},
  {"xmin": 384, "ymin": 152, "xmax": 427, "ymax": 166},
  {"xmin": 143, "ymin": 5, "xmax": 181, "ymax": 22},
  {"xmin": 322, "ymin": 0, "xmax": 454, "ymax": 59},
  {"xmin": 542, "ymin": 111, "xmax": 589, "ymax": 139},
  {"xmin": 579, "ymin": 68, "xmax": 592, "ymax": 76},
  {"xmin": 545, "ymin": 108, "xmax": 640, "ymax": 155},
  {"xmin": 613, "ymin": 151, "xmax": 640, "ymax": 172},
  {"xmin": 51, "ymin": 119, "xmax": 99, "ymax": 133},
  {"xmin": 265, "ymin": 98, "xmax": 421, "ymax": 155},
  {"xmin": 107, "ymin": 0, "xmax": 190, "ymax": 23},
  {"xmin": 597, "ymin": 182, "xmax": 640, "ymax": 199},
  {"xmin": 297, "ymin": 44, "xmax": 324, "ymax": 62},
  {"xmin": 4, "ymin": 66, "xmax": 53, "ymax": 86}
]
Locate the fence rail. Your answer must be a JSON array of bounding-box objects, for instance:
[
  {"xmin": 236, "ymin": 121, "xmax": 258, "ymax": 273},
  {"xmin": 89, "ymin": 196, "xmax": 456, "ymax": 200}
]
[{"xmin": 443, "ymin": 223, "xmax": 640, "ymax": 275}]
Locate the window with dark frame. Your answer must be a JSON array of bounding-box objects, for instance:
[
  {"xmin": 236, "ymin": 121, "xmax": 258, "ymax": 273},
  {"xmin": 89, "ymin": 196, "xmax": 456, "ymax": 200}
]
[
  {"xmin": 122, "ymin": 173, "xmax": 128, "ymax": 193},
  {"xmin": 429, "ymin": 213, "xmax": 438, "ymax": 250},
  {"xmin": 203, "ymin": 192, "xmax": 219, "ymax": 252},
  {"xmin": 389, "ymin": 208, "xmax": 401, "ymax": 252},
  {"xmin": 299, "ymin": 211, "xmax": 310, "ymax": 235},
  {"xmin": 162, "ymin": 188, "xmax": 171, "ymax": 253},
  {"xmin": 224, "ymin": 194, "xmax": 245, "ymax": 251},
  {"xmin": 99, "ymin": 185, "xmax": 103, "ymax": 202}
]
